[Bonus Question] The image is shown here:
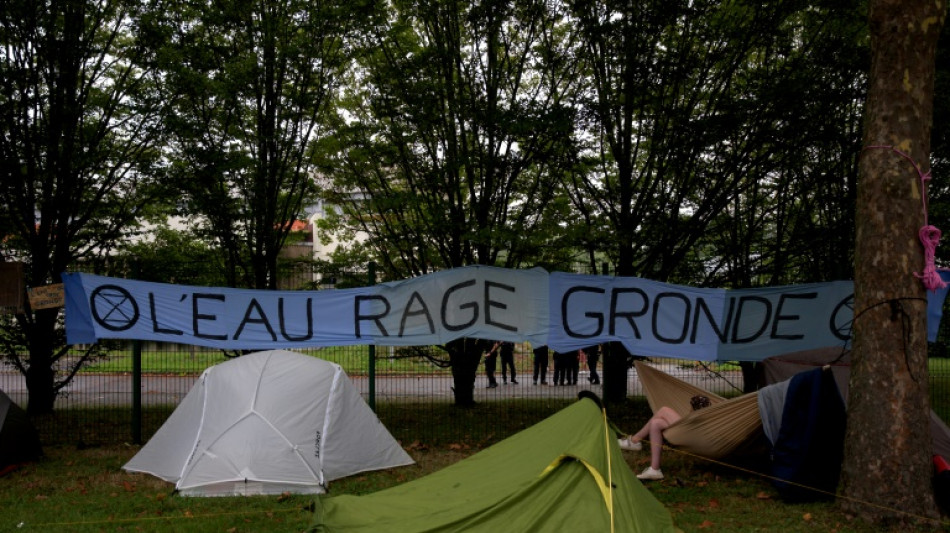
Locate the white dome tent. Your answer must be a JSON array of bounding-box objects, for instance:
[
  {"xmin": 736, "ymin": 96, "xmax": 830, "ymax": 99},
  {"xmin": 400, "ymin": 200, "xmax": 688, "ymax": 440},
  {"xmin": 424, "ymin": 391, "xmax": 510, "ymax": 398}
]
[{"xmin": 123, "ymin": 349, "xmax": 413, "ymax": 496}]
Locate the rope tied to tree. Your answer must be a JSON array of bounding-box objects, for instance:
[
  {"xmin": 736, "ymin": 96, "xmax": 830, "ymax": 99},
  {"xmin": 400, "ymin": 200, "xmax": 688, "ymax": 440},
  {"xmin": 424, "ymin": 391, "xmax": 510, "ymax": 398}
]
[{"xmin": 865, "ymin": 145, "xmax": 946, "ymax": 292}]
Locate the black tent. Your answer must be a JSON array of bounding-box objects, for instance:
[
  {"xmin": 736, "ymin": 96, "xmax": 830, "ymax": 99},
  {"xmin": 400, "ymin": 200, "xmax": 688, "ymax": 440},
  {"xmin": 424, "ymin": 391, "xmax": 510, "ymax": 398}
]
[{"xmin": 0, "ymin": 389, "xmax": 42, "ymax": 475}]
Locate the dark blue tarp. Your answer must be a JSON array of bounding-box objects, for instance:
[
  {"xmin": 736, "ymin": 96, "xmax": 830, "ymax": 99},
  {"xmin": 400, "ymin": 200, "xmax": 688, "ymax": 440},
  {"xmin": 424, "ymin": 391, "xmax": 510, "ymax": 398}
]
[{"xmin": 770, "ymin": 368, "xmax": 847, "ymax": 502}]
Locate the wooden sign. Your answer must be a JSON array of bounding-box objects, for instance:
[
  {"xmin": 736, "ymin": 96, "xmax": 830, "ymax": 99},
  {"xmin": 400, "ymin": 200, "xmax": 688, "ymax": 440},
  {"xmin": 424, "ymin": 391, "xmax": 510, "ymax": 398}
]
[
  {"xmin": 28, "ymin": 284, "xmax": 64, "ymax": 310},
  {"xmin": 0, "ymin": 262, "xmax": 25, "ymax": 314}
]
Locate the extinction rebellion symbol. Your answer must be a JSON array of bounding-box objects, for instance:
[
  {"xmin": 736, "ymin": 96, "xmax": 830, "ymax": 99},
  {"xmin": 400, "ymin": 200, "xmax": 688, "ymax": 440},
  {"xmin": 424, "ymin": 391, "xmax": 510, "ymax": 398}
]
[
  {"xmin": 830, "ymin": 294, "xmax": 854, "ymax": 341},
  {"xmin": 90, "ymin": 284, "xmax": 140, "ymax": 331}
]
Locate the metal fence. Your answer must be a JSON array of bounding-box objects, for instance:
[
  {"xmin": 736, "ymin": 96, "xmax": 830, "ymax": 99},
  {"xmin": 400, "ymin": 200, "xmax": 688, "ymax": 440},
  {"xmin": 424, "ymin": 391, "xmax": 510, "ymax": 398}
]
[
  {"xmin": 1, "ymin": 342, "xmax": 746, "ymax": 446},
  {"xmin": 4, "ymin": 340, "xmax": 950, "ymax": 448}
]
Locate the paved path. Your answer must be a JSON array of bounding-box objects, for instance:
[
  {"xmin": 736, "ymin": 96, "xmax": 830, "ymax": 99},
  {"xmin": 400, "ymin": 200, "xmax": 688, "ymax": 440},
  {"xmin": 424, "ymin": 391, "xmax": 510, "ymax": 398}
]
[{"xmin": 0, "ymin": 365, "xmax": 745, "ymax": 408}]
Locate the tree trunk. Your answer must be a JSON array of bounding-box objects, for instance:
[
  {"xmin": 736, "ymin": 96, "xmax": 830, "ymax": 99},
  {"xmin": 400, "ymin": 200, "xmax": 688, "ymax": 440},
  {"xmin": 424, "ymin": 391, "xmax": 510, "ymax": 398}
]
[
  {"xmin": 739, "ymin": 362, "xmax": 760, "ymax": 393},
  {"xmin": 447, "ymin": 338, "xmax": 482, "ymax": 408},
  {"xmin": 602, "ymin": 342, "xmax": 629, "ymax": 404},
  {"xmin": 25, "ymin": 310, "xmax": 58, "ymax": 415},
  {"xmin": 840, "ymin": 0, "xmax": 945, "ymax": 525}
]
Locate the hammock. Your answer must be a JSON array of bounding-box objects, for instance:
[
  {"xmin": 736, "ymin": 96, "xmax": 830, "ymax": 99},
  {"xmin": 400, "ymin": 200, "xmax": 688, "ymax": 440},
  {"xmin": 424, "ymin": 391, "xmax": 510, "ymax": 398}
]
[{"xmin": 634, "ymin": 361, "xmax": 764, "ymax": 460}]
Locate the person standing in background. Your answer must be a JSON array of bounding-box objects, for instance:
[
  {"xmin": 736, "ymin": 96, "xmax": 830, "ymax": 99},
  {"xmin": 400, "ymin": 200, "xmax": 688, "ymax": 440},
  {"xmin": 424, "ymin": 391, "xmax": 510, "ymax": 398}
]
[
  {"xmin": 552, "ymin": 351, "xmax": 564, "ymax": 385},
  {"xmin": 566, "ymin": 350, "xmax": 580, "ymax": 385},
  {"xmin": 498, "ymin": 341, "xmax": 518, "ymax": 384},
  {"xmin": 484, "ymin": 342, "xmax": 499, "ymax": 388},
  {"xmin": 583, "ymin": 345, "xmax": 600, "ymax": 385}
]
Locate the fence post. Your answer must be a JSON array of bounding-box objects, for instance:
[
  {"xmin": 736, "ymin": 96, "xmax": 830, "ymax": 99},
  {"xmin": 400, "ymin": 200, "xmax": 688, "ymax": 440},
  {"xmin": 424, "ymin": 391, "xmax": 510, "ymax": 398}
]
[
  {"xmin": 132, "ymin": 340, "xmax": 142, "ymax": 444},
  {"xmin": 131, "ymin": 261, "xmax": 142, "ymax": 444},
  {"xmin": 367, "ymin": 262, "xmax": 377, "ymax": 412}
]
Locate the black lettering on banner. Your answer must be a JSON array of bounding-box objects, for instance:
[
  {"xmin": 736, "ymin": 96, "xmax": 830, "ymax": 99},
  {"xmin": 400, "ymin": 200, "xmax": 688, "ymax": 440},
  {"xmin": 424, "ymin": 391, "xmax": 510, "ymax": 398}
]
[
  {"xmin": 731, "ymin": 296, "xmax": 771, "ymax": 343},
  {"xmin": 233, "ymin": 299, "xmax": 277, "ymax": 341},
  {"xmin": 399, "ymin": 291, "xmax": 435, "ymax": 337},
  {"xmin": 355, "ymin": 295, "xmax": 390, "ymax": 338},
  {"xmin": 442, "ymin": 279, "xmax": 478, "ymax": 331},
  {"xmin": 90, "ymin": 284, "xmax": 140, "ymax": 331},
  {"xmin": 279, "ymin": 297, "xmax": 313, "ymax": 341},
  {"xmin": 149, "ymin": 292, "xmax": 183, "ymax": 335},
  {"xmin": 562, "ymin": 286, "xmax": 604, "ymax": 339},
  {"xmin": 770, "ymin": 292, "xmax": 816, "ymax": 340},
  {"xmin": 193, "ymin": 293, "xmax": 228, "ymax": 341},
  {"xmin": 484, "ymin": 281, "xmax": 518, "ymax": 332},
  {"xmin": 691, "ymin": 297, "xmax": 733, "ymax": 343},
  {"xmin": 652, "ymin": 292, "xmax": 690, "ymax": 344},
  {"xmin": 609, "ymin": 287, "xmax": 648, "ymax": 337}
]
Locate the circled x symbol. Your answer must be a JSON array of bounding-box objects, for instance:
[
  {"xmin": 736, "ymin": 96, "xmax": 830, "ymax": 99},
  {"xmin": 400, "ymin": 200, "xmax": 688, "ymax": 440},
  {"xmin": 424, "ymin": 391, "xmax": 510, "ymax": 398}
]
[
  {"xmin": 90, "ymin": 284, "xmax": 140, "ymax": 331},
  {"xmin": 830, "ymin": 294, "xmax": 854, "ymax": 341}
]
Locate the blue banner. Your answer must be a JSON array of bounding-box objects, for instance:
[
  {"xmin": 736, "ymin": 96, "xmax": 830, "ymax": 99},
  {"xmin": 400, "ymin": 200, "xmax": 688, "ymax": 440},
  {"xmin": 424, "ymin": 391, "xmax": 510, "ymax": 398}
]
[
  {"xmin": 63, "ymin": 267, "xmax": 864, "ymax": 361},
  {"xmin": 63, "ymin": 266, "xmax": 548, "ymax": 351},
  {"xmin": 547, "ymin": 274, "xmax": 854, "ymax": 361}
]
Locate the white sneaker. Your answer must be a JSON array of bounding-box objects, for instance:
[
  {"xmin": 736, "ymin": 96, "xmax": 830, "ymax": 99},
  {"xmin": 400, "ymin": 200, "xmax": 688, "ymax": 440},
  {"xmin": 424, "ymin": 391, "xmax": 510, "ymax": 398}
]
[
  {"xmin": 618, "ymin": 437, "xmax": 642, "ymax": 451},
  {"xmin": 637, "ymin": 466, "xmax": 664, "ymax": 480}
]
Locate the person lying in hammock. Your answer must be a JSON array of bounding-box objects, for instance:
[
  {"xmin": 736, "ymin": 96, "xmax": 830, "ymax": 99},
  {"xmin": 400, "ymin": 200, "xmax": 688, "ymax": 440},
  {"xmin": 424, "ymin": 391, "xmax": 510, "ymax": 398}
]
[{"xmin": 618, "ymin": 394, "xmax": 712, "ymax": 480}]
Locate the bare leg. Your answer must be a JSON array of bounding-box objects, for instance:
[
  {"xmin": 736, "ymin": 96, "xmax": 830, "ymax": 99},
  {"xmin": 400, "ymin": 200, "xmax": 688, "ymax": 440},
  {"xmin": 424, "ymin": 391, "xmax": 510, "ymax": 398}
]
[
  {"xmin": 630, "ymin": 420, "xmax": 652, "ymax": 443},
  {"xmin": 649, "ymin": 418, "xmax": 670, "ymax": 469},
  {"xmin": 630, "ymin": 406, "xmax": 680, "ymax": 444}
]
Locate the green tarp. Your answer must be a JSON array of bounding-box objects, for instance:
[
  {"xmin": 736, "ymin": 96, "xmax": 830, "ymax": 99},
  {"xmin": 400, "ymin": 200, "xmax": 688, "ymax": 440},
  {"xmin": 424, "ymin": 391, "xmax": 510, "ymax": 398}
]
[{"xmin": 311, "ymin": 396, "xmax": 679, "ymax": 533}]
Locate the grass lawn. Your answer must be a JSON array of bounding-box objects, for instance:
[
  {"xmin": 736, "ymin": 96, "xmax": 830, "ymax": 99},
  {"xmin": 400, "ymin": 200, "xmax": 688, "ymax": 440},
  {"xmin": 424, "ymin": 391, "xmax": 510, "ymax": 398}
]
[
  {"xmin": 5, "ymin": 400, "xmax": 946, "ymax": 533},
  {"xmin": 1, "ymin": 442, "xmax": 932, "ymax": 533}
]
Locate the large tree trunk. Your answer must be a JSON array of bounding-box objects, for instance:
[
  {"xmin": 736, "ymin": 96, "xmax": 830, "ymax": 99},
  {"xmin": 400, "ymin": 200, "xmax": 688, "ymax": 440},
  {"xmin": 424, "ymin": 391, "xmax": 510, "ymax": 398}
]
[
  {"xmin": 25, "ymin": 310, "xmax": 59, "ymax": 415},
  {"xmin": 602, "ymin": 342, "xmax": 630, "ymax": 404},
  {"xmin": 840, "ymin": 0, "xmax": 945, "ymax": 524},
  {"xmin": 447, "ymin": 338, "xmax": 483, "ymax": 408}
]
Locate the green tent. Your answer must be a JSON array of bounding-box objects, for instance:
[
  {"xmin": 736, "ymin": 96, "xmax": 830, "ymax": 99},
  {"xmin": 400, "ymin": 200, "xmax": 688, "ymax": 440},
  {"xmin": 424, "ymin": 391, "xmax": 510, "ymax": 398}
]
[{"xmin": 311, "ymin": 394, "xmax": 679, "ymax": 533}]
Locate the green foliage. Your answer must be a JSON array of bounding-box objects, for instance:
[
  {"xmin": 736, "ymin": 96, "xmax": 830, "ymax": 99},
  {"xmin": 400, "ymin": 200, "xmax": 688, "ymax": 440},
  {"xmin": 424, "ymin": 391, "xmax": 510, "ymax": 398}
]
[
  {"xmin": 927, "ymin": 22, "xmax": 950, "ymax": 266},
  {"xmin": 566, "ymin": 0, "xmax": 867, "ymax": 286},
  {"xmin": 115, "ymin": 224, "xmax": 230, "ymax": 286},
  {"xmin": 0, "ymin": 0, "xmax": 176, "ymax": 413},
  {"xmin": 316, "ymin": 0, "xmax": 581, "ymax": 279},
  {"xmin": 152, "ymin": 0, "xmax": 365, "ymax": 289}
]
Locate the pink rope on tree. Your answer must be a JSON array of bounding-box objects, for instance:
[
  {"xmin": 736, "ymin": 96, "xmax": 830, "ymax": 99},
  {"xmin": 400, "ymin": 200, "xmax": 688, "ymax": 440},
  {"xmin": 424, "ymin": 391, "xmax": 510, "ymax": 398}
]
[
  {"xmin": 865, "ymin": 145, "xmax": 946, "ymax": 292},
  {"xmin": 916, "ymin": 225, "xmax": 945, "ymax": 291}
]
